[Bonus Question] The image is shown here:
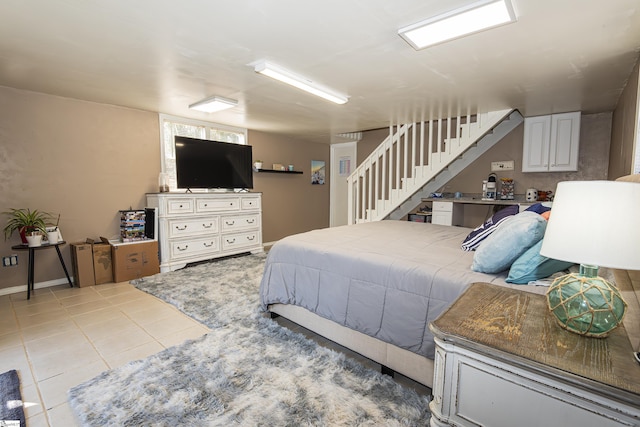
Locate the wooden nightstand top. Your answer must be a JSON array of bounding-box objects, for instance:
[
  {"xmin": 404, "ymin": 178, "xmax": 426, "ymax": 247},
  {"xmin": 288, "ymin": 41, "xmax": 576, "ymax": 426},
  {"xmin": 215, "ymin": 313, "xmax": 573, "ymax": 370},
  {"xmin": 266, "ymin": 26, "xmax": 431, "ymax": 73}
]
[{"xmin": 430, "ymin": 282, "xmax": 640, "ymax": 406}]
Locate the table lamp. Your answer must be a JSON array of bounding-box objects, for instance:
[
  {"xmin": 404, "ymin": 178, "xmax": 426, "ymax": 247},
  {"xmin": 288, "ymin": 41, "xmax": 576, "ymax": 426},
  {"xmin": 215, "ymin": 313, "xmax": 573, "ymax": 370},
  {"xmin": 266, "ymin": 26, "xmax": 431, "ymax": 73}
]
[{"xmin": 540, "ymin": 180, "xmax": 640, "ymax": 337}]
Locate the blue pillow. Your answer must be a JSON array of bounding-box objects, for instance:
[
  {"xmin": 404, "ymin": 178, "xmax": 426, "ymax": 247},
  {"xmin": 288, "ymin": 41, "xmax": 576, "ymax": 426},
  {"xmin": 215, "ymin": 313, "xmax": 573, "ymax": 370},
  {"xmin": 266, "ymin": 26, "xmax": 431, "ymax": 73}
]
[
  {"xmin": 461, "ymin": 205, "xmax": 519, "ymax": 251},
  {"xmin": 506, "ymin": 240, "xmax": 574, "ymax": 284},
  {"xmin": 525, "ymin": 202, "xmax": 552, "ymax": 214},
  {"xmin": 471, "ymin": 211, "xmax": 547, "ymax": 274}
]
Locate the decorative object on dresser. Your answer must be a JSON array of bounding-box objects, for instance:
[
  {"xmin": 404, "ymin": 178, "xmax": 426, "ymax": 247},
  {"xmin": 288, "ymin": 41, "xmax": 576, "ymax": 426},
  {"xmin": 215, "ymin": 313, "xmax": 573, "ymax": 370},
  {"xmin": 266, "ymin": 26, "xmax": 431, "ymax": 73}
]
[
  {"xmin": 429, "ymin": 282, "xmax": 640, "ymax": 427},
  {"xmin": 146, "ymin": 192, "xmax": 262, "ymax": 272},
  {"xmin": 540, "ymin": 180, "xmax": 640, "ymax": 337}
]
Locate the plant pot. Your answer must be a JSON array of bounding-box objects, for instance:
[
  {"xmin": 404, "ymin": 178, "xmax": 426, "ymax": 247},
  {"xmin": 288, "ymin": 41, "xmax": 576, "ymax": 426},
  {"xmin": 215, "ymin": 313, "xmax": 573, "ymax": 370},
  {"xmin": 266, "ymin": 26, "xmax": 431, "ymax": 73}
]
[
  {"xmin": 26, "ymin": 234, "xmax": 43, "ymax": 247},
  {"xmin": 47, "ymin": 230, "xmax": 60, "ymax": 244},
  {"xmin": 254, "ymin": 162, "xmax": 263, "ymax": 170}
]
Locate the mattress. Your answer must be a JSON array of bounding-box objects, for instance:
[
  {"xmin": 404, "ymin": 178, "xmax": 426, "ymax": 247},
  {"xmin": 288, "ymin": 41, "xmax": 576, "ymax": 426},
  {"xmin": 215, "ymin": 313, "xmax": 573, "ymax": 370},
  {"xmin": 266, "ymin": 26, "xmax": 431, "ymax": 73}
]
[{"xmin": 259, "ymin": 220, "xmax": 544, "ymax": 359}]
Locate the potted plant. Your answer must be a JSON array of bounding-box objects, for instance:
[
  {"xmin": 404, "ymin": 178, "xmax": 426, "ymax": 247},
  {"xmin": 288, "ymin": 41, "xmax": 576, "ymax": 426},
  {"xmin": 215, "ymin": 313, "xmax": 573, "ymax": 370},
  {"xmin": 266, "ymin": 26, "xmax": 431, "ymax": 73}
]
[
  {"xmin": 254, "ymin": 160, "xmax": 263, "ymax": 170},
  {"xmin": 3, "ymin": 208, "xmax": 52, "ymax": 246}
]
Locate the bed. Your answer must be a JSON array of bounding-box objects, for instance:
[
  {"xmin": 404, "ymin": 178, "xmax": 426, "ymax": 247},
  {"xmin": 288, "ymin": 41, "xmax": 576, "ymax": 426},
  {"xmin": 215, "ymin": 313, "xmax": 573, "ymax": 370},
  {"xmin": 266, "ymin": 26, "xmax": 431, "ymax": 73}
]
[
  {"xmin": 259, "ymin": 220, "xmax": 548, "ymax": 386},
  {"xmin": 260, "ymin": 176, "xmax": 640, "ymax": 390}
]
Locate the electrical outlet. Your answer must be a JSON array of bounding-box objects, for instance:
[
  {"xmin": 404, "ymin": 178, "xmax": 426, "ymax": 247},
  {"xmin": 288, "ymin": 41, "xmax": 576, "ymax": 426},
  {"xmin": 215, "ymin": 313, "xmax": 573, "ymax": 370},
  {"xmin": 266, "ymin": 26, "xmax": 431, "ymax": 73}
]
[
  {"xmin": 2, "ymin": 256, "xmax": 10, "ymax": 267},
  {"xmin": 491, "ymin": 160, "xmax": 514, "ymax": 171},
  {"xmin": 10, "ymin": 254, "xmax": 18, "ymax": 266}
]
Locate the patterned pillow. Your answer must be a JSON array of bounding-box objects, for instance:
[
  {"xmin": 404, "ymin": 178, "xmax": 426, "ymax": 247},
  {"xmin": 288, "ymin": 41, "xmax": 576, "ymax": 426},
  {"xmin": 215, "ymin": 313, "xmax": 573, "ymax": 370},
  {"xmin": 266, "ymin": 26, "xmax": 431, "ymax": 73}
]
[
  {"xmin": 461, "ymin": 205, "xmax": 519, "ymax": 251},
  {"xmin": 471, "ymin": 211, "xmax": 547, "ymax": 274},
  {"xmin": 506, "ymin": 239, "xmax": 574, "ymax": 284},
  {"xmin": 525, "ymin": 202, "xmax": 552, "ymax": 214}
]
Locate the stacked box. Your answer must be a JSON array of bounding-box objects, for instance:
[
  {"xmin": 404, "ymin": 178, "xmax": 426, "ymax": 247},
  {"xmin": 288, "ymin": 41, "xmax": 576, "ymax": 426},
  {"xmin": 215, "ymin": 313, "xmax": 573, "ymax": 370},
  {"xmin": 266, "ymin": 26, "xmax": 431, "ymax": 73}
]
[
  {"xmin": 111, "ymin": 240, "xmax": 160, "ymax": 282},
  {"xmin": 119, "ymin": 210, "xmax": 146, "ymax": 242}
]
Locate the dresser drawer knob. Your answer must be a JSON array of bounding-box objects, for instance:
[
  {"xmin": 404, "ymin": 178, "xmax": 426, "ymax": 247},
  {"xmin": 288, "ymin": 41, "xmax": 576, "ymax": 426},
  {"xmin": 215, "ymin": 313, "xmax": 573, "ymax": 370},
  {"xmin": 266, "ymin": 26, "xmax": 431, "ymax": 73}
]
[
  {"xmin": 226, "ymin": 220, "xmax": 235, "ymax": 226},
  {"xmin": 202, "ymin": 223, "xmax": 213, "ymax": 229},
  {"xmin": 176, "ymin": 225, "xmax": 188, "ymax": 231},
  {"xmin": 226, "ymin": 238, "xmax": 236, "ymax": 244},
  {"xmin": 177, "ymin": 245, "xmax": 188, "ymax": 251},
  {"xmin": 247, "ymin": 236, "xmax": 255, "ymax": 241},
  {"xmin": 203, "ymin": 242, "xmax": 214, "ymax": 247},
  {"xmin": 246, "ymin": 219, "xmax": 255, "ymax": 224}
]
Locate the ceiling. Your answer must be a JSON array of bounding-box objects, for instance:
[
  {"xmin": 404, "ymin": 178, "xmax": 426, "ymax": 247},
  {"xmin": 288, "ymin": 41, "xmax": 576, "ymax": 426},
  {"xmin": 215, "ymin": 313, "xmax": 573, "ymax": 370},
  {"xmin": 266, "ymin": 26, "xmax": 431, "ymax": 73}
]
[{"xmin": 1, "ymin": 0, "xmax": 639, "ymax": 144}]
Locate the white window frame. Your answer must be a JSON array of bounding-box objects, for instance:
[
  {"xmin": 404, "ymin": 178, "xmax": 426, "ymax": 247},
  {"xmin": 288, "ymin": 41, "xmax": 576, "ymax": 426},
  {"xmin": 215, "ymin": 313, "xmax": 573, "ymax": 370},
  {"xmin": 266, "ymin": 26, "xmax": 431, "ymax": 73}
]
[{"xmin": 158, "ymin": 113, "xmax": 249, "ymax": 191}]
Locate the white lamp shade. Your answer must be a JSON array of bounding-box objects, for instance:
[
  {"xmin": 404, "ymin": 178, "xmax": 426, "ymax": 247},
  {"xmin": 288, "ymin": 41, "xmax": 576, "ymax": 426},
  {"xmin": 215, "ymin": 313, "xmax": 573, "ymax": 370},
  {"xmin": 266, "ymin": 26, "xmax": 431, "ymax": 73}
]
[{"xmin": 540, "ymin": 180, "xmax": 640, "ymax": 270}]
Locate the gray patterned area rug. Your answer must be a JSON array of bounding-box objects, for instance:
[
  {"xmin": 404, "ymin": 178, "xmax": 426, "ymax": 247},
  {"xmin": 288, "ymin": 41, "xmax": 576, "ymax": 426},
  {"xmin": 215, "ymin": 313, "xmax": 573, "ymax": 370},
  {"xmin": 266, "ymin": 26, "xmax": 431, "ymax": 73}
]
[{"xmin": 68, "ymin": 253, "xmax": 431, "ymax": 426}]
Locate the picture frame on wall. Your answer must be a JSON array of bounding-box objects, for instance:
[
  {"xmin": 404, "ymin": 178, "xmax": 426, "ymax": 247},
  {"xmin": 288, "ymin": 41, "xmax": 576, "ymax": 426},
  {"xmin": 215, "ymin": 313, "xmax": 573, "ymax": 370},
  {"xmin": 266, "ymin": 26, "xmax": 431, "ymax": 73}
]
[{"xmin": 311, "ymin": 160, "xmax": 325, "ymax": 185}]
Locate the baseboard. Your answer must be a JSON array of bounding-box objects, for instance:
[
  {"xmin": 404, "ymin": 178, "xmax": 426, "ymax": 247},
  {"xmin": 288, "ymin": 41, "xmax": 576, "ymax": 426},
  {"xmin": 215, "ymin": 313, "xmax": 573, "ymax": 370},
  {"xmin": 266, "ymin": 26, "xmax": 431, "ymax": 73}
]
[{"xmin": 0, "ymin": 277, "xmax": 74, "ymax": 297}]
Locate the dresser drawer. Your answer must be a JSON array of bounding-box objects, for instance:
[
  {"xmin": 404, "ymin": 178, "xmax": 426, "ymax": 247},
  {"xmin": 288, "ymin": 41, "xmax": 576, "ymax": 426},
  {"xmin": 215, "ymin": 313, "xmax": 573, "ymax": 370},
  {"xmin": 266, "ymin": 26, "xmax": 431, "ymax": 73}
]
[
  {"xmin": 221, "ymin": 231, "xmax": 260, "ymax": 251},
  {"xmin": 197, "ymin": 197, "xmax": 240, "ymax": 213},
  {"xmin": 170, "ymin": 236, "xmax": 220, "ymax": 259},
  {"xmin": 168, "ymin": 217, "xmax": 219, "ymax": 238},
  {"xmin": 241, "ymin": 197, "xmax": 261, "ymax": 210},
  {"xmin": 220, "ymin": 214, "xmax": 260, "ymax": 232},
  {"xmin": 166, "ymin": 198, "xmax": 195, "ymax": 214}
]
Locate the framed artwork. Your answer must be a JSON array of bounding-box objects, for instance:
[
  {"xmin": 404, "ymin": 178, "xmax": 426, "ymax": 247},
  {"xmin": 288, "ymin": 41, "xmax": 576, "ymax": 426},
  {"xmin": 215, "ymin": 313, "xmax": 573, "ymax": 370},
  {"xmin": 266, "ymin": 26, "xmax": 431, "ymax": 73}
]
[{"xmin": 311, "ymin": 160, "xmax": 325, "ymax": 185}]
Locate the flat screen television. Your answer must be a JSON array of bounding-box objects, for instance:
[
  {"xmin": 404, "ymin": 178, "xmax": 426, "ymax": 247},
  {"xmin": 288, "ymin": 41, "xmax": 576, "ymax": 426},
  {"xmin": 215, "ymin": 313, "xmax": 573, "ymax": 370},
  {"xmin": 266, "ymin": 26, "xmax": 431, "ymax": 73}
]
[{"xmin": 174, "ymin": 136, "xmax": 253, "ymax": 190}]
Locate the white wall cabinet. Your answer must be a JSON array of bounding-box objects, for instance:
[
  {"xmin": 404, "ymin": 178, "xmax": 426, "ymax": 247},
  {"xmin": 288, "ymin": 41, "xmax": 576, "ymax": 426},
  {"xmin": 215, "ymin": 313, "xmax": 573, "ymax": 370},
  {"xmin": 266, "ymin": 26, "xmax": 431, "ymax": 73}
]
[
  {"xmin": 522, "ymin": 111, "xmax": 580, "ymax": 172},
  {"xmin": 146, "ymin": 192, "xmax": 262, "ymax": 272}
]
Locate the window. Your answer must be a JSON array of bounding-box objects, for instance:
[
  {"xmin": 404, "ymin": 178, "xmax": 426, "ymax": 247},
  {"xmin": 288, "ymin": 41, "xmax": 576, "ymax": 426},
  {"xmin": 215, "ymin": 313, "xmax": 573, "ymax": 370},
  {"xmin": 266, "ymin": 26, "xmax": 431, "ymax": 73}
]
[{"xmin": 159, "ymin": 114, "xmax": 248, "ymax": 190}]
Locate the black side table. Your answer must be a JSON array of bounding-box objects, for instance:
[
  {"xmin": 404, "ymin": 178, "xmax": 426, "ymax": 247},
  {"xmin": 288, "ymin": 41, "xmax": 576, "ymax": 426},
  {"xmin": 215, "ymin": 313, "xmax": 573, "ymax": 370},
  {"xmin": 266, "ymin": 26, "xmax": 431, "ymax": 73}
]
[{"xmin": 11, "ymin": 241, "xmax": 73, "ymax": 299}]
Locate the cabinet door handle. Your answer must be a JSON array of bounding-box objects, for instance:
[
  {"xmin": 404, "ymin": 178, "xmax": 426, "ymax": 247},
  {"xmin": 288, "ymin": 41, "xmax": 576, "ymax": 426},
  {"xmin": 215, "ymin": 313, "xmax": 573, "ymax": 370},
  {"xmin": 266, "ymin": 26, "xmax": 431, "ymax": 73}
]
[
  {"xmin": 202, "ymin": 223, "xmax": 213, "ymax": 228},
  {"xmin": 175, "ymin": 225, "xmax": 188, "ymax": 231},
  {"xmin": 177, "ymin": 245, "xmax": 189, "ymax": 251},
  {"xmin": 226, "ymin": 238, "xmax": 236, "ymax": 244},
  {"xmin": 246, "ymin": 219, "xmax": 255, "ymax": 224},
  {"xmin": 225, "ymin": 220, "xmax": 235, "ymax": 226},
  {"xmin": 204, "ymin": 203, "xmax": 208, "ymax": 207},
  {"xmin": 203, "ymin": 242, "xmax": 214, "ymax": 247},
  {"xmin": 247, "ymin": 236, "xmax": 255, "ymax": 241}
]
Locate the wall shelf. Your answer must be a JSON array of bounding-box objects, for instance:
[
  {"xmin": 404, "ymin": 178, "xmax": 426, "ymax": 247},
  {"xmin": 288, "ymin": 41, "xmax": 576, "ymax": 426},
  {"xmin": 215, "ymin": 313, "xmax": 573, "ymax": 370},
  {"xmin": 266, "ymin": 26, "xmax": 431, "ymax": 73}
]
[{"xmin": 254, "ymin": 168, "xmax": 303, "ymax": 174}]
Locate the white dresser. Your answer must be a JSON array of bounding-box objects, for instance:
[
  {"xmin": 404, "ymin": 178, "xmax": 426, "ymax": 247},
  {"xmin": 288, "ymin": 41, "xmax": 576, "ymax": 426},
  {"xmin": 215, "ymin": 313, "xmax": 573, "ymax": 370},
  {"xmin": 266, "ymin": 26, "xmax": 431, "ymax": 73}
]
[{"xmin": 146, "ymin": 192, "xmax": 263, "ymax": 272}]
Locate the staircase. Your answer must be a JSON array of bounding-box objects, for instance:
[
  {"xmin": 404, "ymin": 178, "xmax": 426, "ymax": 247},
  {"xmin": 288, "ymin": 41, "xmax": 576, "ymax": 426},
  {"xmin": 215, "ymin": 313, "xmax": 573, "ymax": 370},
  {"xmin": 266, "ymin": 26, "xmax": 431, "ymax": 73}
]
[{"xmin": 347, "ymin": 109, "xmax": 523, "ymax": 224}]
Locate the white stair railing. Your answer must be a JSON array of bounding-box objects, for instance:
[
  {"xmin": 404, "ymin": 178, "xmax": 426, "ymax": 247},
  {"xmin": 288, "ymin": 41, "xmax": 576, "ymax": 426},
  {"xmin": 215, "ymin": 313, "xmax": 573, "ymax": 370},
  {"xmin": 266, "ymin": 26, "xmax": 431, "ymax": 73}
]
[{"xmin": 347, "ymin": 109, "xmax": 516, "ymax": 224}]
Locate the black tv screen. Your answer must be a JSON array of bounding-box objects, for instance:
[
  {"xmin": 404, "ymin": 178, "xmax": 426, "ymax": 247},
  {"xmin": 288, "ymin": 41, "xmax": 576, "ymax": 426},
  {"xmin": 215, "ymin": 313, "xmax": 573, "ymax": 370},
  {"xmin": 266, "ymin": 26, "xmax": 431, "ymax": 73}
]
[{"xmin": 175, "ymin": 136, "xmax": 253, "ymax": 190}]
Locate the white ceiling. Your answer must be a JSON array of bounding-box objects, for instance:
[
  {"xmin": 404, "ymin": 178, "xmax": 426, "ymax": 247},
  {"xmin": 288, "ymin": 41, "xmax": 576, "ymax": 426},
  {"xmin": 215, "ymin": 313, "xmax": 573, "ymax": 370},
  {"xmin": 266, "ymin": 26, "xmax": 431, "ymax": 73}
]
[{"xmin": 1, "ymin": 0, "xmax": 639, "ymax": 143}]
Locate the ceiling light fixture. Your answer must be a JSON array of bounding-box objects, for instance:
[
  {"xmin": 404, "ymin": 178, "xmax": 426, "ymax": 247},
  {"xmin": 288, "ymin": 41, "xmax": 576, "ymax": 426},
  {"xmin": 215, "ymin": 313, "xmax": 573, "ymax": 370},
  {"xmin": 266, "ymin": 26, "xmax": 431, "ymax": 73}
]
[
  {"xmin": 398, "ymin": 0, "xmax": 516, "ymax": 50},
  {"xmin": 189, "ymin": 96, "xmax": 238, "ymax": 113},
  {"xmin": 254, "ymin": 60, "xmax": 348, "ymax": 105}
]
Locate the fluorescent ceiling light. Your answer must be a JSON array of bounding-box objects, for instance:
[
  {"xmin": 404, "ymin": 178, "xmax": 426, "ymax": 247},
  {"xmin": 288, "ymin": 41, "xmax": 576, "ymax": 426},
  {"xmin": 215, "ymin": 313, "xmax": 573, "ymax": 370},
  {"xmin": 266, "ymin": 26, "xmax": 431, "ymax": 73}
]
[
  {"xmin": 189, "ymin": 96, "xmax": 238, "ymax": 113},
  {"xmin": 398, "ymin": 0, "xmax": 516, "ymax": 50},
  {"xmin": 254, "ymin": 60, "xmax": 348, "ymax": 105}
]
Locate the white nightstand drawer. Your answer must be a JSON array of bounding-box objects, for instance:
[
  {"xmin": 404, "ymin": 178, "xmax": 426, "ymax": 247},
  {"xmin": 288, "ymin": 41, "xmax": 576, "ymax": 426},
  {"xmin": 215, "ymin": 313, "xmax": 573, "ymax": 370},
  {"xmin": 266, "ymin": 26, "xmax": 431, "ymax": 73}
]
[
  {"xmin": 168, "ymin": 217, "xmax": 219, "ymax": 238},
  {"xmin": 241, "ymin": 197, "xmax": 261, "ymax": 210},
  {"xmin": 197, "ymin": 198, "xmax": 240, "ymax": 213},
  {"xmin": 221, "ymin": 231, "xmax": 260, "ymax": 251},
  {"xmin": 170, "ymin": 236, "xmax": 220, "ymax": 259},
  {"xmin": 220, "ymin": 214, "xmax": 260, "ymax": 232},
  {"xmin": 166, "ymin": 198, "xmax": 194, "ymax": 214}
]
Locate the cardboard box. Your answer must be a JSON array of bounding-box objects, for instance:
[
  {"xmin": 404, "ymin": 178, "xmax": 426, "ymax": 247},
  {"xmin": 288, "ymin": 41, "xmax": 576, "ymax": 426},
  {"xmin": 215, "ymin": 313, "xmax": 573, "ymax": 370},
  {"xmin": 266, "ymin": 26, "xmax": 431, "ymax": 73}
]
[
  {"xmin": 111, "ymin": 240, "xmax": 160, "ymax": 283},
  {"xmin": 90, "ymin": 237, "xmax": 113, "ymax": 285},
  {"xmin": 70, "ymin": 242, "xmax": 95, "ymax": 287}
]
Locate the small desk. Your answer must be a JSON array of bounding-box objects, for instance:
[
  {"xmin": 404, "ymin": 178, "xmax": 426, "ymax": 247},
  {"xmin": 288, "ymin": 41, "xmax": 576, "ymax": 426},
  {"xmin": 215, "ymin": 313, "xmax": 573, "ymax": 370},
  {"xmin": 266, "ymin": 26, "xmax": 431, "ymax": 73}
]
[
  {"xmin": 11, "ymin": 241, "xmax": 73, "ymax": 299},
  {"xmin": 429, "ymin": 282, "xmax": 640, "ymax": 427}
]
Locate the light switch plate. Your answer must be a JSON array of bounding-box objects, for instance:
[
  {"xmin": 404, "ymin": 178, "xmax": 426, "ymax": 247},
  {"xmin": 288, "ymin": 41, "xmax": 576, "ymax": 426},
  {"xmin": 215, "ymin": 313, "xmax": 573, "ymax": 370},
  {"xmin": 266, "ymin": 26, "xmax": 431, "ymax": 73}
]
[{"xmin": 491, "ymin": 160, "xmax": 514, "ymax": 171}]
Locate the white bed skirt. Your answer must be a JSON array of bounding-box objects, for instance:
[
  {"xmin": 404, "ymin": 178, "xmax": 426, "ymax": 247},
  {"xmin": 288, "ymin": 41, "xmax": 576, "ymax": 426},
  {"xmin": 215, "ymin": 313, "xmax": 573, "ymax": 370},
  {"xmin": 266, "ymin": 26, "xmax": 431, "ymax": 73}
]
[{"xmin": 269, "ymin": 303, "xmax": 435, "ymax": 388}]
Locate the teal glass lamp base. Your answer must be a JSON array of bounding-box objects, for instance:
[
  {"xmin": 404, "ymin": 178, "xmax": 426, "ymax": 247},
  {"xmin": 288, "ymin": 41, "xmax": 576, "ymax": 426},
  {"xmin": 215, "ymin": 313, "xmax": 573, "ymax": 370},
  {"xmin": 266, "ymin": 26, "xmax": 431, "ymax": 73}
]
[{"xmin": 546, "ymin": 264, "xmax": 627, "ymax": 338}]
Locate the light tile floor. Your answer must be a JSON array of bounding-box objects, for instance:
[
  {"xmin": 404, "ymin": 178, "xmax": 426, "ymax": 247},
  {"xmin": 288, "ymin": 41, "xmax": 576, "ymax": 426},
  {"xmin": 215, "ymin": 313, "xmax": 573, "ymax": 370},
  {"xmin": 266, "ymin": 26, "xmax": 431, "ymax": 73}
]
[
  {"xmin": 0, "ymin": 282, "xmax": 210, "ymax": 427},
  {"xmin": 1, "ymin": 279, "xmax": 429, "ymax": 426}
]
